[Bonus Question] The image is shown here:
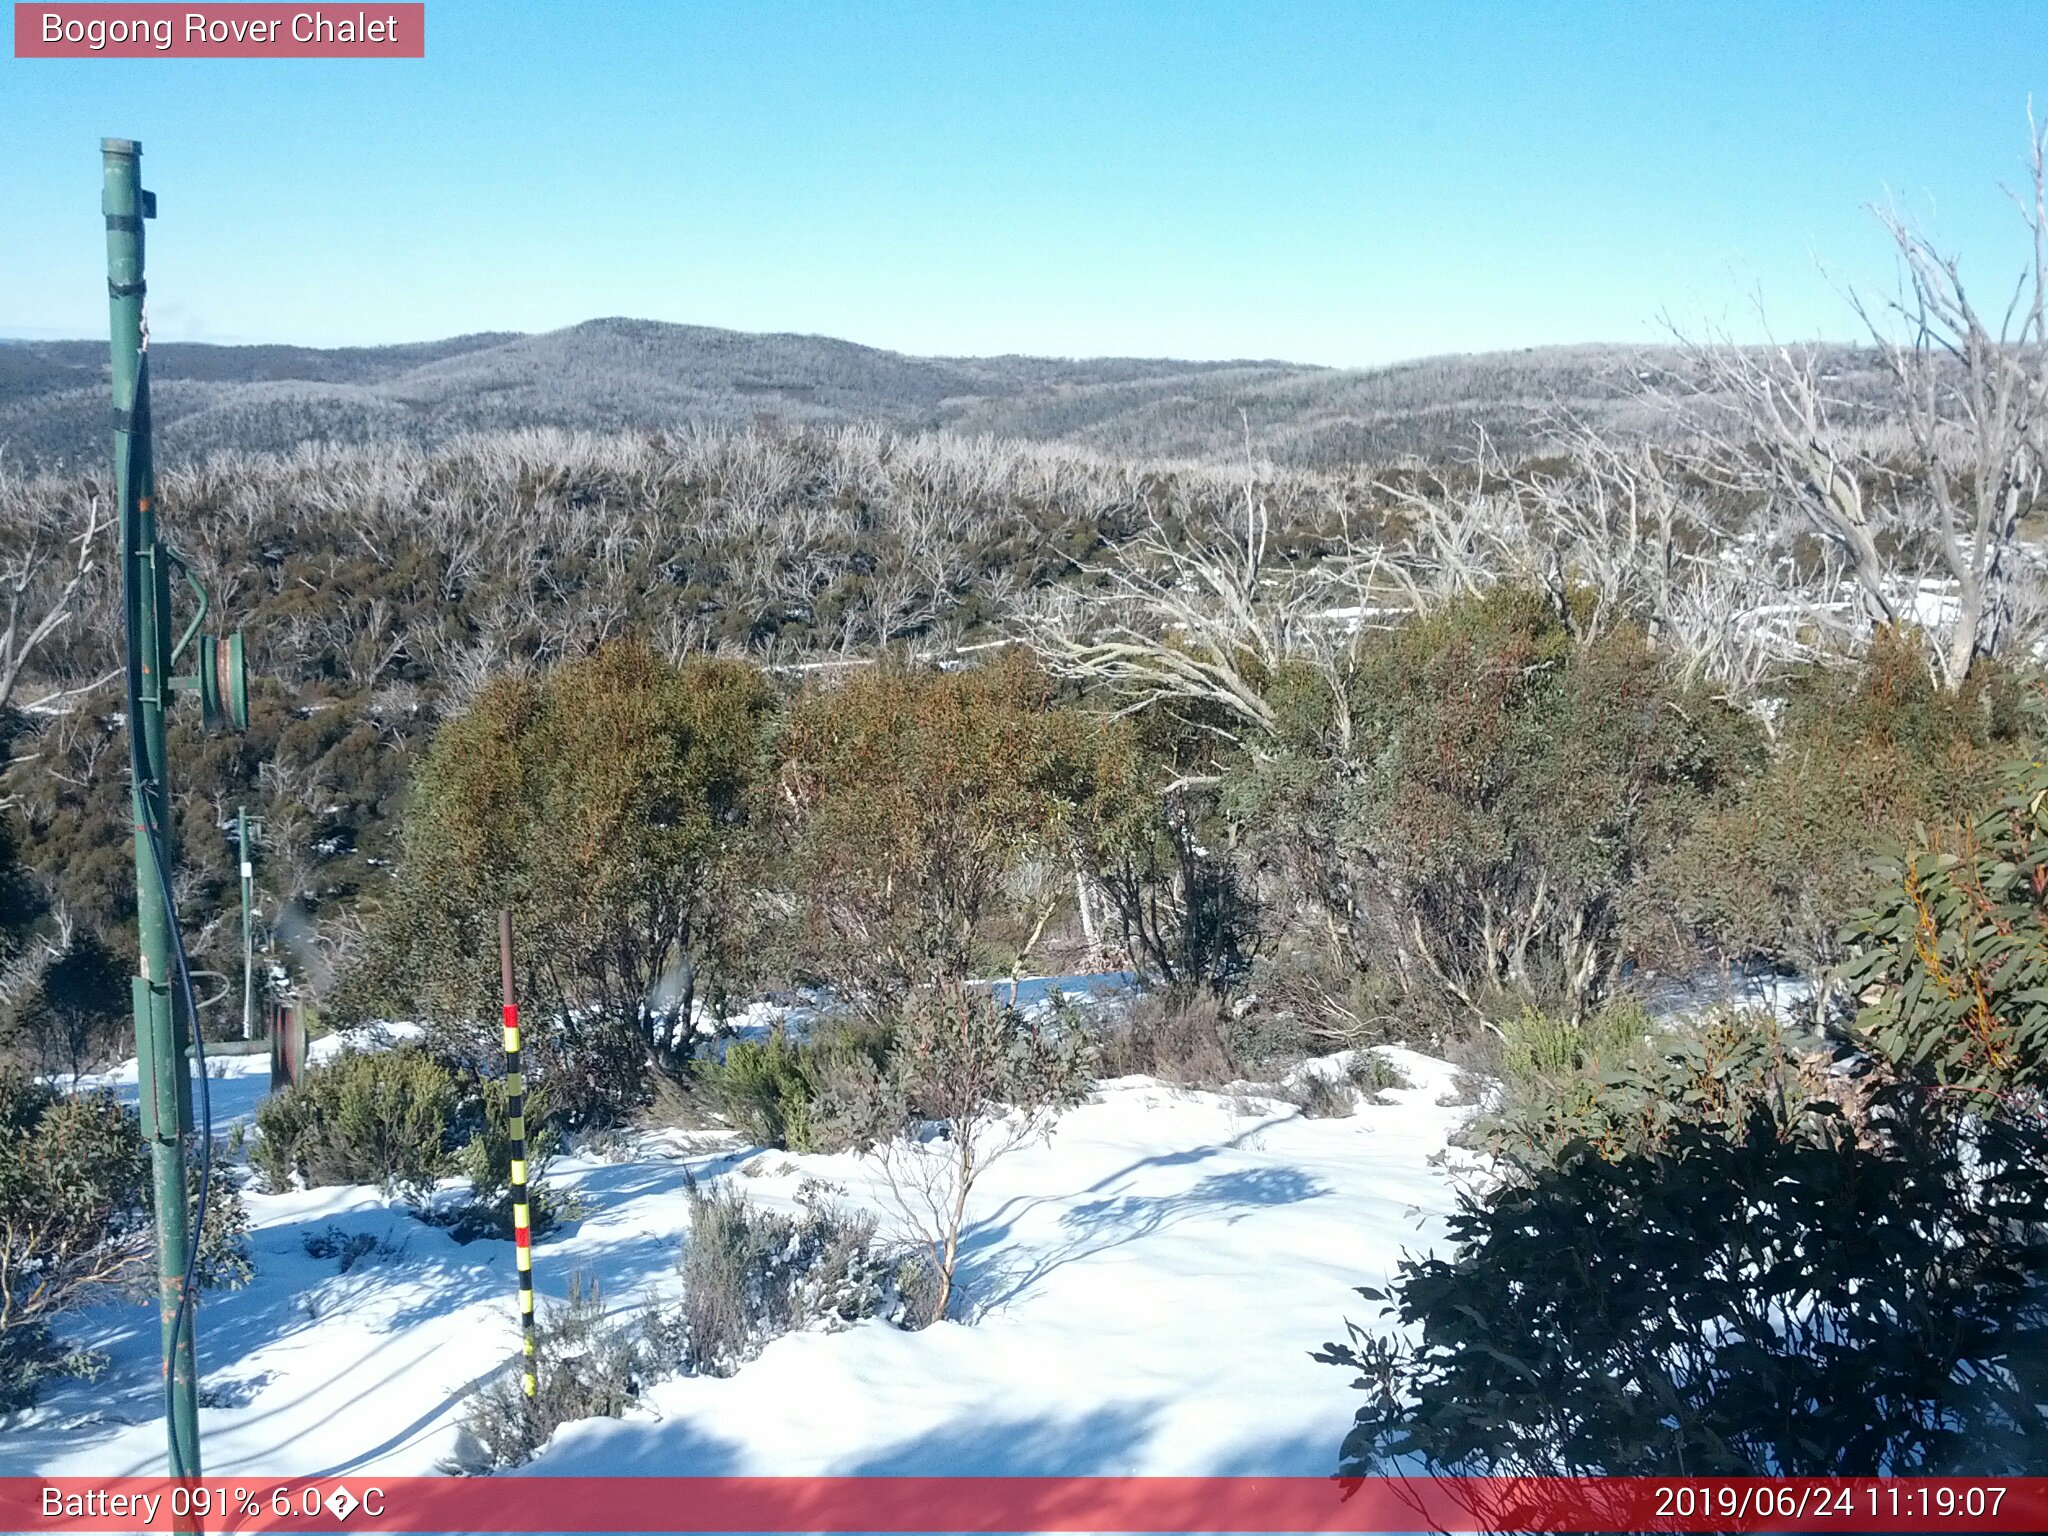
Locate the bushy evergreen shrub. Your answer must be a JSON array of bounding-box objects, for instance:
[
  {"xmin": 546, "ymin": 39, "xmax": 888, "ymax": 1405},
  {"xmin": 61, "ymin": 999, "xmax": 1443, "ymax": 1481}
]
[
  {"xmin": 1319, "ymin": 1020, "xmax": 2048, "ymax": 1475},
  {"xmin": 1640, "ymin": 631, "xmax": 2037, "ymax": 985},
  {"xmin": 0, "ymin": 1070, "xmax": 252, "ymax": 1409},
  {"xmin": 0, "ymin": 1073, "xmax": 148, "ymax": 1410},
  {"xmin": 189, "ymin": 1158, "xmax": 254, "ymax": 1292},
  {"xmin": 1343, "ymin": 1048, "xmax": 1409, "ymax": 1101},
  {"xmin": 434, "ymin": 1076, "xmax": 580, "ymax": 1243},
  {"xmin": 1233, "ymin": 586, "xmax": 1757, "ymax": 1029},
  {"xmin": 1841, "ymin": 754, "xmax": 2048, "ymax": 1101},
  {"xmin": 301, "ymin": 1225, "xmax": 401, "ymax": 1274},
  {"xmin": 251, "ymin": 1044, "xmax": 457, "ymax": 1199},
  {"xmin": 697, "ymin": 1017, "xmax": 902, "ymax": 1154},
  {"xmin": 346, "ymin": 641, "xmax": 776, "ymax": 1114},
  {"xmin": 1497, "ymin": 994, "xmax": 1655, "ymax": 1086},
  {"xmin": 698, "ymin": 1028, "xmax": 816, "ymax": 1150},
  {"xmin": 455, "ymin": 1075, "xmax": 560, "ymax": 1206},
  {"xmin": 659, "ymin": 1178, "xmax": 895, "ymax": 1377},
  {"xmin": 1073, "ymin": 711, "xmax": 1259, "ymax": 993},
  {"xmin": 774, "ymin": 655, "xmax": 1118, "ymax": 1008}
]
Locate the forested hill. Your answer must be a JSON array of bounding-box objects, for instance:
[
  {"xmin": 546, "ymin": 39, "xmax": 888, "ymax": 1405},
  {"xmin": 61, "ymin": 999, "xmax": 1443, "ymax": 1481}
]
[{"xmin": 0, "ymin": 318, "xmax": 1821, "ymax": 470}]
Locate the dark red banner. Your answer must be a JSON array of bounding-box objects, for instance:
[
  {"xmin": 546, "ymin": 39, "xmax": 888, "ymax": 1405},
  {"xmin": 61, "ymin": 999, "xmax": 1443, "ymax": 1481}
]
[
  {"xmin": 5, "ymin": 1476, "xmax": 2047, "ymax": 1533},
  {"xmin": 13, "ymin": 4, "xmax": 424, "ymax": 58}
]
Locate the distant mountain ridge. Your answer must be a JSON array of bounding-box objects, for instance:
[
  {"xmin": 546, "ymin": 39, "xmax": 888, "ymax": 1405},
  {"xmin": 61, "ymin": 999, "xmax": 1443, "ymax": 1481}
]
[{"xmin": 0, "ymin": 317, "xmax": 1865, "ymax": 469}]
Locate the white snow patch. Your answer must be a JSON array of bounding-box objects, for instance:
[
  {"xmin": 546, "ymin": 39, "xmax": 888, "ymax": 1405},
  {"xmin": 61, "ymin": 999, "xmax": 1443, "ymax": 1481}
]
[{"xmin": 5, "ymin": 1020, "xmax": 1478, "ymax": 1480}]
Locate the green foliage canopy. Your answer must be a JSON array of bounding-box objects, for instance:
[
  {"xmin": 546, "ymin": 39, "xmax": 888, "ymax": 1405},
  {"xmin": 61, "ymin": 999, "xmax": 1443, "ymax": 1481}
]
[
  {"xmin": 1843, "ymin": 755, "xmax": 2048, "ymax": 1100},
  {"xmin": 352, "ymin": 640, "xmax": 775, "ymax": 1112},
  {"xmin": 1235, "ymin": 586, "xmax": 1757, "ymax": 1022},
  {"xmin": 1320, "ymin": 1019, "xmax": 2048, "ymax": 1475}
]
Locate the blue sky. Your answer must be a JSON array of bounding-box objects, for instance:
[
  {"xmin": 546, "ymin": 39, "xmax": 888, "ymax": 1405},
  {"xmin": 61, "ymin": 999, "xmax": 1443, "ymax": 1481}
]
[{"xmin": 3, "ymin": 1, "xmax": 2046, "ymax": 364}]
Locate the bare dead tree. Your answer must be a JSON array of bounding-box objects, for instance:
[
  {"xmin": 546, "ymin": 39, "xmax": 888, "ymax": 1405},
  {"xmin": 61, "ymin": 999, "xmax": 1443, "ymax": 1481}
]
[
  {"xmin": 0, "ymin": 477, "xmax": 108, "ymax": 716},
  {"xmin": 1679, "ymin": 115, "xmax": 2048, "ymax": 689},
  {"xmin": 1018, "ymin": 459, "xmax": 1393, "ymax": 756},
  {"xmin": 1374, "ymin": 424, "xmax": 1852, "ymax": 703}
]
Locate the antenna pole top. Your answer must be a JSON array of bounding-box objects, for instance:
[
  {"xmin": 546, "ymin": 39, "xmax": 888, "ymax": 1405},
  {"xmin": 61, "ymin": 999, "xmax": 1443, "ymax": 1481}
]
[{"xmin": 102, "ymin": 137, "xmax": 141, "ymax": 157}]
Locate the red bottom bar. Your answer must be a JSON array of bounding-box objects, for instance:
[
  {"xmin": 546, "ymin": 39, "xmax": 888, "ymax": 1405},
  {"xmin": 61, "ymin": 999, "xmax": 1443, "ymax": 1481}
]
[{"xmin": 7, "ymin": 1476, "xmax": 2046, "ymax": 1534}]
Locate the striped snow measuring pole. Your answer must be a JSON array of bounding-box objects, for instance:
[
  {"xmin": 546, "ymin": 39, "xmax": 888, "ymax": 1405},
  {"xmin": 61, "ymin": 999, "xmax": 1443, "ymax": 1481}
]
[{"xmin": 499, "ymin": 909, "xmax": 537, "ymax": 1403}]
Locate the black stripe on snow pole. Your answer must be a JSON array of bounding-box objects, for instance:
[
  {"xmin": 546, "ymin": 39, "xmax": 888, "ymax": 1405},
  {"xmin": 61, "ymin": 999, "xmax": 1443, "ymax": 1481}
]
[{"xmin": 500, "ymin": 908, "xmax": 537, "ymax": 1403}]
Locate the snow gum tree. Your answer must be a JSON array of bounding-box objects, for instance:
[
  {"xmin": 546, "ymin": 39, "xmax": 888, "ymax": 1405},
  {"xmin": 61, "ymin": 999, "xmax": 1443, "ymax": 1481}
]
[
  {"xmin": 1680, "ymin": 117, "xmax": 2048, "ymax": 692},
  {"xmin": 349, "ymin": 640, "xmax": 775, "ymax": 1120},
  {"xmin": 772, "ymin": 654, "xmax": 1123, "ymax": 1010},
  {"xmin": 1232, "ymin": 586, "xmax": 1757, "ymax": 1026}
]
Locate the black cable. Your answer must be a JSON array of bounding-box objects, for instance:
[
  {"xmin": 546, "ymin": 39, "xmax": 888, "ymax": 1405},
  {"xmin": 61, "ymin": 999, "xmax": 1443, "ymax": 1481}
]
[{"xmin": 144, "ymin": 787, "xmax": 212, "ymax": 1433}]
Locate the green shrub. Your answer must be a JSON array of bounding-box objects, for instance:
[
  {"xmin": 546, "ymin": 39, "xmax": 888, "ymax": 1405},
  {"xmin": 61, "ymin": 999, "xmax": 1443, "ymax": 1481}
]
[
  {"xmin": 1343, "ymin": 1048, "xmax": 1409, "ymax": 1101},
  {"xmin": 348, "ymin": 641, "xmax": 776, "ymax": 1103},
  {"xmin": 457, "ymin": 1271, "xmax": 641, "ymax": 1469},
  {"xmin": 1277, "ymin": 1050, "xmax": 1408, "ymax": 1116},
  {"xmin": 699, "ymin": 1028, "xmax": 815, "ymax": 1150},
  {"xmin": 1233, "ymin": 585, "xmax": 1758, "ymax": 1027},
  {"xmin": 1319, "ymin": 1023, "xmax": 2048, "ymax": 1475},
  {"xmin": 0, "ymin": 1072, "xmax": 149, "ymax": 1410},
  {"xmin": 658, "ymin": 1178, "xmax": 895, "ymax": 1378},
  {"xmin": 775, "ymin": 656, "xmax": 1116, "ymax": 1008},
  {"xmin": 697, "ymin": 1017, "xmax": 903, "ymax": 1154},
  {"xmin": 1640, "ymin": 632, "xmax": 2035, "ymax": 984},
  {"xmin": 803, "ymin": 1017, "xmax": 908, "ymax": 1153},
  {"xmin": 1841, "ymin": 755, "xmax": 2048, "ymax": 1100},
  {"xmin": 1074, "ymin": 712, "xmax": 1260, "ymax": 993},
  {"xmin": 1251, "ymin": 949, "xmax": 1408, "ymax": 1057},
  {"xmin": 251, "ymin": 1044, "xmax": 457, "ymax": 1199},
  {"xmin": 1498, "ymin": 995, "xmax": 1654, "ymax": 1085},
  {"xmin": 190, "ymin": 1159, "xmax": 254, "ymax": 1292},
  {"xmin": 430, "ymin": 1075, "xmax": 582, "ymax": 1243},
  {"xmin": 458, "ymin": 1077, "xmax": 559, "ymax": 1197},
  {"xmin": 1446, "ymin": 995, "xmax": 1669, "ymax": 1160}
]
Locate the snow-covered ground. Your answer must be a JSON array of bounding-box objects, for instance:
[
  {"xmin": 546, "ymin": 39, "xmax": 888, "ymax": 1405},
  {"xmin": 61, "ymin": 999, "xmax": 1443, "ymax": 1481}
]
[
  {"xmin": 1642, "ymin": 963, "xmax": 1812, "ymax": 1026},
  {"xmin": 3, "ymin": 1011, "xmax": 1476, "ymax": 1482}
]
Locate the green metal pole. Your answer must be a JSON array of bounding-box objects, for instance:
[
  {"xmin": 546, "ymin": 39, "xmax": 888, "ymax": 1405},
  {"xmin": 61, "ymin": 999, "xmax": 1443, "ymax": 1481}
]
[
  {"xmin": 239, "ymin": 806, "xmax": 254, "ymax": 1041},
  {"xmin": 105, "ymin": 136, "xmax": 202, "ymax": 1482}
]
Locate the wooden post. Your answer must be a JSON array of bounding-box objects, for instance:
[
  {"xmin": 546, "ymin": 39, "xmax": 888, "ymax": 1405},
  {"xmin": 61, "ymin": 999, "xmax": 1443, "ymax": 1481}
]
[{"xmin": 268, "ymin": 1001, "xmax": 308, "ymax": 1092}]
